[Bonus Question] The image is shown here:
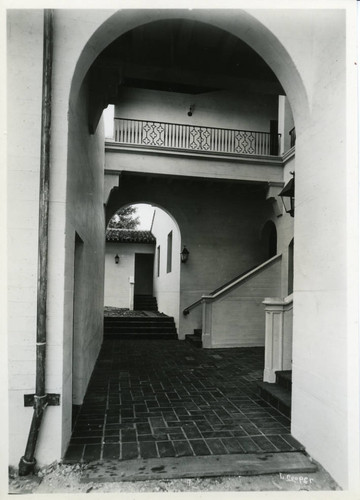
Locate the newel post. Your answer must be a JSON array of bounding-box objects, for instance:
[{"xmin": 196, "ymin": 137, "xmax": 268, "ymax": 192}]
[
  {"xmin": 201, "ymin": 297, "xmax": 212, "ymax": 348},
  {"xmin": 262, "ymin": 295, "xmax": 293, "ymax": 382},
  {"xmin": 129, "ymin": 276, "xmax": 134, "ymax": 310}
]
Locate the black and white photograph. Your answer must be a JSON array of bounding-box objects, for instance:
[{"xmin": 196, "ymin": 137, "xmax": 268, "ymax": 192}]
[{"xmin": 2, "ymin": 0, "xmax": 359, "ymax": 496}]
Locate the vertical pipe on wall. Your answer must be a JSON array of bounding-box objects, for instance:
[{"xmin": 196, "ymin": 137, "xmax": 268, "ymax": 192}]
[{"xmin": 18, "ymin": 9, "xmax": 53, "ymax": 476}]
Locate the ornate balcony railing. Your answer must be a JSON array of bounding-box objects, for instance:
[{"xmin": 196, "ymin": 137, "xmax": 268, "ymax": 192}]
[{"xmin": 114, "ymin": 118, "xmax": 281, "ymax": 156}]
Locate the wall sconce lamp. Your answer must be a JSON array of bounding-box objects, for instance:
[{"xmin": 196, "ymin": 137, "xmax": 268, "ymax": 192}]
[
  {"xmin": 187, "ymin": 105, "xmax": 194, "ymax": 117},
  {"xmin": 279, "ymin": 171, "xmax": 295, "ymax": 217},
  {"xmin": 115, "ymin": 254, "xmax": 120, "ymax": 264},
  {"xmin": 180, "ymin": 246, "xmax": 190, "ymax": 263}
]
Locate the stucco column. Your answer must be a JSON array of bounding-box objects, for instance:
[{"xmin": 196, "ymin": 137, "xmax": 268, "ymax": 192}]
[
  {"xmin": 201, "ymin": 297, "xmax": 213, "ymax": 348},
  {"xmin": 129, "ymin": 276, "xmax": 134, "ymax": 310},
  {"xmin": 263, "ymin": 295, "xmax": 293, "ymax": 382}
]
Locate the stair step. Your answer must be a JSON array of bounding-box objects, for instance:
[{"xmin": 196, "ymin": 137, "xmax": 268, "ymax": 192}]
[
  {"xmin": 105, "ymin": 332, "xmax": 178, "ymax": 340},
  {"xmin": 134, "ymin": 301, "xmax": 157, "ymax": 304},
  {"xmin": 104, "ymin": 314, "xmax": 177, "ymax": 340},
  {"xmin": 104, "ymin": 317, "xmax": 173, "ymax": 323},
  {"xmin": 134, "ymin": 295, "xmax": 158, "ymax": 312},
  {"xmin": 257, "ymin": 381, "xmax": 291, "ymax": 418},
  {"xmin": 185, "ymin": 334, "xmax": 203, "ymax": 348},
  {"xmin": 134, "ymin": 306, "xmax": 158, "ymax": 310},
  {"xmin": 134, "ymin": 299, "xmax": 157, "ymax": 303},
  {"xmin": 276, "ymin": 370, "xmax": 292, "ymax": 391},
  {"xmin": 134, "ymin": 306, "xmax": 158, "ymax": 308},
  {"xmin": 104, "ymin": 323, "xmax": 174, "ymax": 327},
  {"xmin": 105, "ymin": 327, "xmax": 177, "ymax": 334}
]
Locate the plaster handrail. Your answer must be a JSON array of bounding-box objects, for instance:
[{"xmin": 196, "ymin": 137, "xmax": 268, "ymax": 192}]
[
  {"xmin": 263, "ymin": 293, "xmax": 293, "ymax": 306},
  {"xmin": 183, "ymin": 254, "xmax": 282, "ymax": 315}
]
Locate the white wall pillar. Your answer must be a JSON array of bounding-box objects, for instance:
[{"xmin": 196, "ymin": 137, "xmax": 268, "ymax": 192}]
[
  {"xmin": 263, "ymin": 295, "xmax": 293, "ymax": 382},
  {"xmin": 201, "ymin": 297, "xmax": 212, "ymax": 348},
  {"xmin": 278, "ymin": 95, "xmax": 286, "ymax": 155},
  {"xmin": 129, "ymin": 276, "xmax": 134, "ymax": 310}
]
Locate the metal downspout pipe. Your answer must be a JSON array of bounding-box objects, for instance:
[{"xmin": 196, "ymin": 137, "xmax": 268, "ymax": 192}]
[{"xmin": 18, "ymin": 9, "xmax": 54, "ymax": 476}]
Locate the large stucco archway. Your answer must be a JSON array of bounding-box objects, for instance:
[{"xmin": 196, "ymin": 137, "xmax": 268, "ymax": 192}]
[
  {"xmin": 7, "ymin": 8, "xmax": 354, "ymax": 489},
  {"xmin": 63, "ymin": 9, "xmax": 349, "ymax": 486}
]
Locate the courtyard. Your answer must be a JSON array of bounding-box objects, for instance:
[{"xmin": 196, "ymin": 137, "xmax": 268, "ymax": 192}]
[{"xmin": 64, "ymin": 339, "xmax": 302, "ymax": 463}]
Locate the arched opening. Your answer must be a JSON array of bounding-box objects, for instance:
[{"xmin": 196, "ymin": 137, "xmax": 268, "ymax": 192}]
[
  {"xmin": 64, "ymin": 8, "xmax": 312, "ymax": 471},
  {"xmin": 7, "ymin": 4, "xmax": 353, "ymax": 490},
  {"xmin": 104, "ymin": 202, "xmax": 182, "ymax": 328}
]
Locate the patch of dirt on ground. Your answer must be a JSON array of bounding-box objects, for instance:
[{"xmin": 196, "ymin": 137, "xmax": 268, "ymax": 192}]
[
  {"xmin": 104, "ymin": 307, "xmax": 146, "ymax": 317},
  {"xmin": 104, "ymin": 307, "xmax": 166, "ymax": 318},
  {"xmin": 8, "ymin": 460, "xmax": 340, "ymax": 494}
]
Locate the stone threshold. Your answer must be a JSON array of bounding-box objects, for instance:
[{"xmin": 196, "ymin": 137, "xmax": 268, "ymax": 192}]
[{"xmin": 81, "ymin": 452, "xmax": 317, "ymax": 483}]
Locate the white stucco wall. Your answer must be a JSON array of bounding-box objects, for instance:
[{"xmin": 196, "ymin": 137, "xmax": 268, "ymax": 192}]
[
  {"xmin": 210, "ymin": 256, "xmax": 282, "ymax": 348},
  {"xmin": 7, "ymin": 10, "xmax": 47, "ymax": 468},
  {"xmin": 278, "ymin": 95, "xmax": 295, "ymax": 154},
  {"xmin": 151, "ymin": 209, "xmax": 181, "ymax": 330},
  {"xmin": 115, "ymin": 87, "xmax": 278, "ymax": 133},
  {"xmin": 288, "ymin": 11, "xmax": 351, "ymax": 488},
  {"xmin": 283, "ymin": 97, "xmax": 295, "ymax": 153},
  {"xmin": 104, "ymin": 242, "xmax": 155, "ymax": 308},
  {"xmin": 267, "ymin": 154, "xmax": 295, "ymax": 299},
  {"xmin": 62, "ymin": 72, "xmax": 106, "ymax": 416},
  {"xmin": 7, "ymin": 9, "xmax": 112, "ymax": 466},
  {"xmin": 106, "ymin": 148, "xmax": 284, "ymax": 184}
]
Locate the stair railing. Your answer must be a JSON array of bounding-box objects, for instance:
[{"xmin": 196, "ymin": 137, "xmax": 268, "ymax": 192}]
[
  {"xmin": 183, "ymin": 256, "xmax": 280, "ymax": 316},
  {"xmin": 202, "ymin": 255, "xmax": 282, "ymax": 348}
]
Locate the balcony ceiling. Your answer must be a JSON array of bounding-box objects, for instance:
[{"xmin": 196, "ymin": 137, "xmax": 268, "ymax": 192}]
[{"xmin": 92, "ymin": 19, "xmax": 284, "ymax": 97}]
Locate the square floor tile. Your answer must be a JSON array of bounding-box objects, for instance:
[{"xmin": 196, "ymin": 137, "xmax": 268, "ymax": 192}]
[
  {"xmin": 189, "ymin": 439, "xmax": 211, "ymax": 456},
  {"xmin": 83, "ymin": 444, "xmax": 101, "ymax": 462},
  {"xmin": 121, "ymin": 442, "xmax": 139, "ymax": 460},
  {"xmin": 157, "ymin": 441, "xmax": 176, "ymax": 457},
  {"xmin": 173, "ymin": 440, "xmax": 194, "ymax": 457},
  {"xmin": 103, "ymin": 444, "xmax": 120, "ymax": 459},
  {"xmin": 139, "ymin": 441, "xmax": 158, "ymax": 459}
]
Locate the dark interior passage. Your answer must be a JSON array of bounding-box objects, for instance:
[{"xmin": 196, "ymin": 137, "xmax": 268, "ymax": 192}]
[{"xmin": 134, "ymin": 253, "xmax": 154, "ymax": 296}]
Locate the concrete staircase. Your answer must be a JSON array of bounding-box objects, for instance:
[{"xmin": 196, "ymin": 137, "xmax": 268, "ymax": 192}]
[
  {"xmin": 104, "ymin": 315, "xmax": 177, "ymax": 339},
  {"xmin": 134, "ymin": 294, "xmax": 158, "ymax": 311},
  {"xmin": 185, "ymin": 328, "xmax": 202, "ymax": 348},
  {"xmin": 257, "ymin": 370, "xmax": 292, "ymax": 418}
]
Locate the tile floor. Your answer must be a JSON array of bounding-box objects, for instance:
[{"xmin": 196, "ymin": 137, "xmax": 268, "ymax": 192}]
[{"xmin": 64, "ymin": 339, "xmax": 303, "ymax": 463}]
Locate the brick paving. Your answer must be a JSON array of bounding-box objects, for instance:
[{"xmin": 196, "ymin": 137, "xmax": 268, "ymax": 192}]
[{"xmin": 64, "ymin": 339, "xmax": 303, "ymax": 463}]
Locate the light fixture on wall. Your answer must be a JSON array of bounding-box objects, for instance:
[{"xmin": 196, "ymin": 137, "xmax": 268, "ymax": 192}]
[
  {"xmin": 115, "ymin": 254, "xmax": 120, "ymax": 264},
  {"xmin": 279, "ymin": 171, "xmax": 295, "ymax": 217},
  {"xmin": 187, "ymin": 105, "xmax": 194, "ymax": 117},
  {"xmin": 180, "ymin": 246, "xmax": 190, "ymax": 263}
]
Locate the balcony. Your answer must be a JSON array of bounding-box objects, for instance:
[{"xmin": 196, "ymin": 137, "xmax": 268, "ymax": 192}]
[{"xmin": 112, "ymin": 118, "xmax": 281, "ymax": 158}]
